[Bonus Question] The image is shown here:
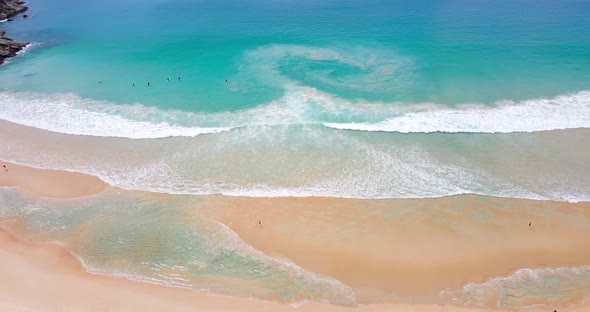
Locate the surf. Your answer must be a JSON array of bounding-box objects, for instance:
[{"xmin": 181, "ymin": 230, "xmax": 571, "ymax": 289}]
[{"xmin": 1, "ymin": 88, "xmax": 589, "ymax": 139}]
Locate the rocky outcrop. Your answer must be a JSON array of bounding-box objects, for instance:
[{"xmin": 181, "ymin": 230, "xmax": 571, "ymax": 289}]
[
  {"xmin": 0, "ymin": 0, "xmax": 28, "ymax": 65},
  {"xmin": 0, "ymin": 30, "xmax": 27, "ymax": 64},
  {"xmin": 0, "ymin": 0, "xmax": 27, "ymax": 20}
]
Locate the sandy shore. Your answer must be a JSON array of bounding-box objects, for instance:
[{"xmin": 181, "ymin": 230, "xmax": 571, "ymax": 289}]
[
  {"xmin": 1, "ymin": 161, "xmax": 590, "ymax": 311},
  {"xmin": 198, "ymin": 195, "xmax": 590, "ymax": 302},
  {"xmin": 0, "ymin": 161, "xmax": 106, "ymax": 198},
  {"xmin": 1, "ymin": 229, "xmax": 589, "ymax": 312}
]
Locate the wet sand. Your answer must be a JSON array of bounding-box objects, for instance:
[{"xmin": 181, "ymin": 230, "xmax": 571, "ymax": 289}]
[
  {"xmin": 0, "ymin": 161, "xmax": 106, "ymax": 198},
  {"xmin": 198, "ymin": 195, "xmax": 590, "ymax": 302},
  {"xmin": 1, "ymin": 161, "xmax": 590, "ymax": 310},
  {"xmin": 1, "ymin": 229, "xmax": 589, "ymax": 312}
]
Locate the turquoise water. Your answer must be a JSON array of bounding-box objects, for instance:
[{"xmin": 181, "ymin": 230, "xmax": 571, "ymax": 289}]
[
  {"xmin": 2, "ymin": 0, "xmax": 590, "ymax": 110},
  {"xmin": 1, "ymin": 0, "xmax": 590, "ymax": 200}
]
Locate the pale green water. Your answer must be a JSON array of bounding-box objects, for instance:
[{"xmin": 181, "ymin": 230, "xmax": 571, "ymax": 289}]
[
  {"xmin": 0, "ymin": 188, "xmax": 356, "ymax": 306},
  {"xmin": 2, "ymin": 187, "xmax": 590, "ymax": 308}
]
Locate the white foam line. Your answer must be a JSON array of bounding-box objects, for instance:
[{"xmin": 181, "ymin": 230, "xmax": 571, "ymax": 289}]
[
  {"xmin": 324, "ymin": 91, "xmax": 590, "ymax": 134},
  {"xmin": 15, "ymin": 42, "xmax": 39, "ymax": 57},
  {"xmin": 0, "ymin": 92, "xmax": 232, "ymax": 139},
  {"xmin": 2, "ymin": 88, "xmax": 590, "ymax": 139}
]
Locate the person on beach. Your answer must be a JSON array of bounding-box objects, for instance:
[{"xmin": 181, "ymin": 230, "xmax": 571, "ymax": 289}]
[{"xmin": 2, "ymin": 165, "xmax": 7, "ymax": 172}]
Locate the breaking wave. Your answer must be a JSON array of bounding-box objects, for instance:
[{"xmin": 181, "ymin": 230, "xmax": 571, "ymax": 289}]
[
  {"xmin": 0, "ymin": 92, "xmax": 230, "ymax": 138},
  {"xmin": 1, "ymin": 88, "xmax": 589, "ymax": 139},
  {"xmin": 325, "ymin": 90, "xmax": 590, "ymax": 134}
]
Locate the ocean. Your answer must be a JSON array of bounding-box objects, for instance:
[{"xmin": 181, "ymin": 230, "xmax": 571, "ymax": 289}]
[{"xmin": 1, "ymin": 0, "xmax": 590, "ymax": 309}]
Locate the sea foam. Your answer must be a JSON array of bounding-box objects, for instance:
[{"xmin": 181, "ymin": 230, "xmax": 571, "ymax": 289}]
[
  {"xmin": 0, "ymin": 92, "xmax": 230, "ymax": 138},
  {"xmin": 325, "ymin": 90, "xmax": 590, "ymax": 133},
  {"xmin": 1, "ymin": 89, "xmax": 589, "ymax": 139},
  {"xmin": 1, "ymin": 89, "xmax": 589, "ymax": 202}
]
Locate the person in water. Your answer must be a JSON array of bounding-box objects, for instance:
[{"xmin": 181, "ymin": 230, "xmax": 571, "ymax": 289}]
[
  {"xmin": 147, "ymin": 82, "xmax": 151, "ymax": 86},
  {"xmin": 178, "ymin": 76, "xmax": 181, "ymax": 80}
]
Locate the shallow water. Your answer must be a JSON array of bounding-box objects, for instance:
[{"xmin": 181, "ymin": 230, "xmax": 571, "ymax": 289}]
[
  {"xmin": 1, "ymin": 120, "xmax": 590, "ymax": 201},
  {"xmin": 0, "ymin": 188, "xmax": 357, "ymax": 306},
  {"xmin": 2, "ymin": 188, "xmax": 590, "ymax": 309}
]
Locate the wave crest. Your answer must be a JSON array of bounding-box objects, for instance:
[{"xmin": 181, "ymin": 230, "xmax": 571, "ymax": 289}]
[
  {"xmin": 0, "ymin": 92, "xmax": 230, "ymax": 138},
  {"xmin": 325, "ymin": 90, "xmax": 590, "ymax": 133},
  {"xmin": 2, "ymin": 87, "xmax": 590, "ymax": 139}
]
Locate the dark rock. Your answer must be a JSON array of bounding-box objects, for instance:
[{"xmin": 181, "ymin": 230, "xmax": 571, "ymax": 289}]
[
  {"xmin": 0, "ymin": 0, "xmax": 28, "ymax": 20},
  {"xmin": 0, "ymin": 0, "xmax": 29, "ymax": 64}
]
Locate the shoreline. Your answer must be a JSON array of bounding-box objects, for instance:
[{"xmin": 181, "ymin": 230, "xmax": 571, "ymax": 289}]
[
  {"xmin": 1, "ymin": 229, "xmax": 589, "ymax": 312},
  {"xmin": 0, "ymin": 0, "xmax": 29, "ymax": 65},
  {"xmin": 0, "ymin": 161, "xmax": 107, "ymax": 198},
  {"xmin": 2, "ymin": 161, "xmax": 590, "ymax": 310},
  {"xmin": 201, "ymin": 194, "xmax": 590, "ymax": 304}
]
